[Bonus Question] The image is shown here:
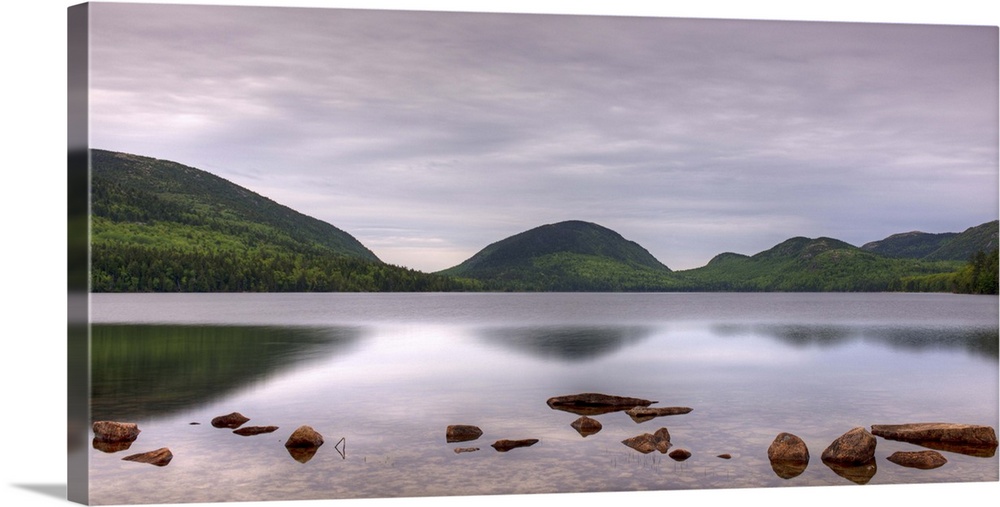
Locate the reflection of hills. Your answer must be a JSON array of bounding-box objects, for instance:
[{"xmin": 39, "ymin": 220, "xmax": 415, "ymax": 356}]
[
  {"xmin": 715, "ymin": 323, "xmax": 998, "ymax": 359},
  {"xmin": 91, "ymin": 325, "xmax": 363, "ymax": 421},
  {"xmin": 478, "ymin": 325, "xmax": 653, "ymax": 362}
]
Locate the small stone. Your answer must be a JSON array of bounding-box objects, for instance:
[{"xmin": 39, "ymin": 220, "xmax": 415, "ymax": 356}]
[
  {"xmin": 453, "ymin": 447, "xmax": 480, "ymax": 454},
  {"xmin": 285, "ymin": 425, "xmax": 324, "ymax": 448},
  {"xmin": 491, "ymin": 439, "xmax": 539, "ymax": 452},
  {"xmin": 122, "ymin": 447, "xmax": 173, "ymax": 467},
  {"xmin": 446, "ymin": 425, "xmax": 483, "ymax": 443},
  {"xmin": 886, "ymin": 450, "xmax": 948, "ymax": 469},
  {"xmin": 211, "ymin": 412, "xmax": 250, "ymax": 429},
  {"xmin": 717, "ymin": 454, "xmax": 732, "ymax": 459},
  {"xmin": 669, "ymin": 449, "xmax": 692, "ymax": 461},
  {"xmin": 570, "ymin": 416, "xmax": 602, "ymax": 437},
  {"xmin": 234, "ymin": 425, "xmax": 279, "ymax": 436},
  {"xmin": 92, "ymin": 421, "xmax": 141, "ymax": 443}
]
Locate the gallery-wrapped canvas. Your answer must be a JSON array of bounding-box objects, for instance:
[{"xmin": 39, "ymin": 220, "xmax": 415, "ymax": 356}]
[{"xmin": 68, "ymin": 2, "xmax": 998, "ymax": 506}]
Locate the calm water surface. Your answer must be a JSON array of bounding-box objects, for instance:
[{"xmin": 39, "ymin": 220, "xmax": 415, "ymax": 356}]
[{"xmin": 86, "ymin": 293, "xmax": 999, "ymax": 504}]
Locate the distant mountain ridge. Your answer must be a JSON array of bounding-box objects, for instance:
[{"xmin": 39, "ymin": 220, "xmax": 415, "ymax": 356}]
[
  {"xmin": 861, "ymin": 221, "xmax": 997, "ymax": 261},
  {"xmin": 88, "ymin": 149, "xmax": 996, "ymax": 293}
]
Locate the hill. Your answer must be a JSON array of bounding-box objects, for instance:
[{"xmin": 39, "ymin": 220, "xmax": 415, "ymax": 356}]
[
  {"xmin": 861, "ymin": 221, "xmax": 998, "ymax": 261},
  {"xmin": 437, "ymin": 220, "xmax": 680, "ymax": 291},
  {"xmin": 678, "ymin": 236, "xmax": 962, "ymax": 292},
  {"xmin": 90, "ymin": 149, "xmax": 471, "ymax": 292}
]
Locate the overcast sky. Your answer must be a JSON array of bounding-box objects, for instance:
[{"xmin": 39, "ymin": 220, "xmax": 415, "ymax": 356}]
[{"xmin": 86, "ymin": 2, "xmax": 999, "ymax": 271}]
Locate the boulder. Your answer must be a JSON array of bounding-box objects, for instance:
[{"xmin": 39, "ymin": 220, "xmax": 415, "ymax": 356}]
[
  {"xmin": 233, "ymin": 426, "xmax": 279, "ymax": 436},
  {"xmin": 821, "ymin": 427, "xmax": 876, "ymax": 466},
  {"xmin": 767, "ymin": 432, "xmax": 809, "ymax": 463},
  {"xmin": 871, "ymin": 423, "xmax": 998, "ymax": 447},
  {"xmin": 621, "ymin": 427, "xmax": 671, "ymax": 454},
  {"xmin": 570, "ymin": 416, "xmax": 603, "ymax": 437},
  {"xmin": 491, "ymin": 439, "xmax": 539, "ymax": 452},
  {"xmin": 285, "ymin": 425, "xmax": 324, "ymax": 448},
  {"xmin": 446, "ymin": 425, "xmax": 483, "ymax": 443},
  {"xmin": 121, "ymin": 447, "xmax": 173, "ymax": 467},
  {"xmin": 211, "ymin": 412, "xmax": 250, "ymax": 429},
  {"xmin": 886, "ymin": 450, "xmax": 947, "ymax": 470},
  {"xmin": 546, "ymin": 393, "xmax": 655, "ymax": 415},
  {"xmin": 626, "ymin": 406, "xmax": 693, "ymax": 423},
  {"xmin": 92, "ymin": 421, "xmax": 140, "ymax": 443},
  {"xmin": 767, "ymin": 432, "xmax": 810, "ymax": 479},
  {"xmin": 669, "ymin": 449, "xmax": 692, "ymax": 461}
]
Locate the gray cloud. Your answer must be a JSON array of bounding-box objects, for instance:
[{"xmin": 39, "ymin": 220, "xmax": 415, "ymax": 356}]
[{"xmin": 88, "ymin": 4, "xmax": 998, "ymax": 271}]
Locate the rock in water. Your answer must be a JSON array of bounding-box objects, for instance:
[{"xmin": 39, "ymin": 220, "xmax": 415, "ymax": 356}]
[
  {"xmin": 570, "ymin": 416, "xmax": 602, "ymax": 437},
  {"xmin": 546, "ymin": 393, "xmax": 655, "ymax": 415},
  {"xmin": 211, "ymin": 412, "xmax": 250, "ymax": 429},
  {"xmin": 768, "ymin": 432, "xmax": 809, "ymax": 463},
  {"xmin": 92, "ymin": 421, "xmax": 140, "ymax": 443},
  {"xmin": 669, "ymin": 449, "xmax": 692, "ymax": 461},
  {"xmin": 821, "ymin": 427, "xmax": 876, "ymax": 465},
  {"xmin": 491, "ymin": 439, "xmax": 539, "ymax": 452},
  {"xmin": 453, "ymin": 447, "xmax": 480, "ymax": 454},
  {"xmin": 446, "ymin": 425, "xmax": 483, "ymax": 443},
  {"xmin": 121, "ymin": 447, "xmax": 173, "ymax": 467},
  {"xmin": 767, "ymin": 432, "xmax": 810, "ymax": 479},
  {"xmin": 621, "ymin": 428, "xmax": 671, "ymax": 454},
  {"xmin": 871, "ymin": 423, "xmax": 998, "ymax": 447},
  {"xmin": 886, "ymin": 450, "xmax": 948, "ymax": 469},
  {"xmin": 285, "ymin": 425, "xmax": 324, "ymax": 448},
  {"xmin": 625, "ymin": 406, "xmax": 693, "ymax": 423},
  {"xmin": 233, "ymin": 426, "xmax": 279, "ymax": 436}
]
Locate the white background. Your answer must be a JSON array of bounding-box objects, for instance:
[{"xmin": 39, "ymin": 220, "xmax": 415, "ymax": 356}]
[{"xmin": 2, "ymin": 1, "xmax": 997, "ymax": 507}]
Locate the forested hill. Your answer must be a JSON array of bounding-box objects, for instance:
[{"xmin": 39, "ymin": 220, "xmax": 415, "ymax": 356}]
[
  {"xmin": 437, "ymin": 220, "xmax": 679, "ymax": 291},
  {"xmin": 677, "ymin": 236, "xmax": 965, "ymax": 292},
  {"xmin": 861, "ymin": 220, "xmax": 998, "ymax": 261},
  {"xmin": 90, "ymin": 149, "xmax": 473, "ymax": 292}
]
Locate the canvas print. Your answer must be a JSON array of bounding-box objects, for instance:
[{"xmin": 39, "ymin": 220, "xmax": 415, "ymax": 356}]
[{"xmin": 68, "ymin": 2, "xmax": 999, "ymax": 505}]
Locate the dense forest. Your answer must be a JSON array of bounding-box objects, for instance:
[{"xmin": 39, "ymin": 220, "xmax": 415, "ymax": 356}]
[{"xmin": 88, "ymin": 149, "xmax": 997, "ymax": 294}]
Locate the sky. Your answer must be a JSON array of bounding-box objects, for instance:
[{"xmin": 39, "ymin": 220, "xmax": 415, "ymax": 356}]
[{"xmin": 85, "ymin": 1, "xmax": 999, "ymax": 272}]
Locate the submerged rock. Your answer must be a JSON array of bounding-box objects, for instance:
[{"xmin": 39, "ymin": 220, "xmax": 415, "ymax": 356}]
[
  {"xmin": 625, "ymin": 406, "xmax": 693, "ymax": 423},
  {"xmin": 453, "ymin": 447, "xmax": 480, "ymax": 454},
  {"xmin": 886, "ymin": 450, "xmax": 948, "ymax": 469},
  {"xmin": 621, "ymin": 427, "xmax": 671, "ymax": 454},
  {"xmin": 570, "ymin": 416, "xmax": 603, "ymax": 437},
  {"xmin": 92, "ymin": 421, "xmax": 140, "ymax": 443},
  {"xmin": 121, "ymin": 447, "xmax": 173, "ymax": 467},
  {"xmin": 546, "ymin": 393, "xmax": 655, "ymax": 415},
  {"xmin": 767, "ymin": 432, "xmax": 810, "ymax": 479},
  {"xmin": 211, "ymin": 412, "xmax": 250, "ymax": 429},
  {"xmin": 233, "ymin": 426, "xmax": 279, "ymax": 436},
  {"xmin": 446, "ymin": 425, "xmax": 483, "ymax": 443},
  {"xmin": 285, "ymin": 425, "xmax": 324, "ymax": 448},
  {"xmin": 821, "ymin": 427, "xmax": 877, "ymax": 466},
  {"xmin": 871, "ymin": 423, "xmax": 998, "ymax": 448},
  {"xmin": 491, "ymin": 439, "xmax": 539, "ymax": 452}
]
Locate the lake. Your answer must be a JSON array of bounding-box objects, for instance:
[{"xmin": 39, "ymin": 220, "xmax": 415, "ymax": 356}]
[{"xmin": 85, "ymin": 292, "xmax": 998, "ymax": 504}]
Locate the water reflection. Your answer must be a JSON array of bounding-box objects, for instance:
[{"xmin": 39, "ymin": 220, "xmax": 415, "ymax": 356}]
[
  {"xmin": 713, "ymin": 323, "xmax": 998, "ymax": 359},
  {"xmin": 90, "ymin": 325, "xmax": 363, "ymax": 421},
  {"xmin": 477, "ymin": 325, "xmax": 653, "ymax": 362}
]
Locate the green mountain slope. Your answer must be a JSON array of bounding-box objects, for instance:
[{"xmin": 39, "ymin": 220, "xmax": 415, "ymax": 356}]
[
  {"xmin": 90, "ymin": 149, "xmax": 471, "ymax": 292},
  {"xmin": 679, "ymin": 236, "xmax": 962, "ymax": 292},
  {"xmin": 438, "ymin": 220, "xmax": 680, "ymax": 291},
  {"xmin": 861, "ymin": 220, "xmax": 998, "ymax": 261}
]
